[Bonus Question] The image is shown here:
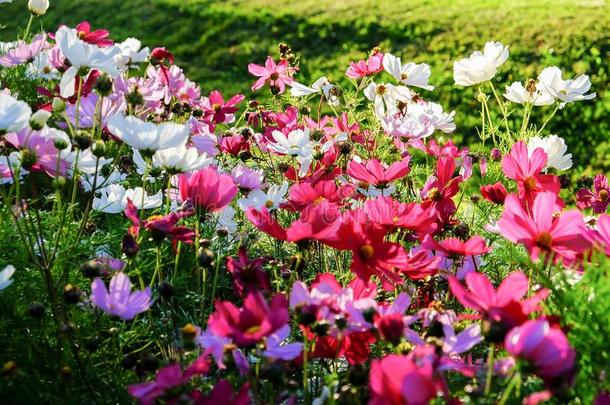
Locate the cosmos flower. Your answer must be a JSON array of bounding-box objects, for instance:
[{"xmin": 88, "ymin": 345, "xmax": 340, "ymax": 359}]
[
  {"xmin": 90, "ymin": 272, "xmax": 152, "ymax": 320},
  {"xmin": 453, "ymin": 41, "xmax": 509, "ymax": 86},
  {"xmin": 504, "ymin": 79, "xmax": 554, "ymax": 106},
  {"xmin": 383, "ymin": 52, "xmax": 434, "ymax": 90},
  {"xmin": 107, "ymin": 114, "xmax": 189, "ymax": 153},
  {"xmin": 248, "ymin": 56, "xmax": 296, "ymax": 94},
  {"xmin": 538, "ymin": 66, "xmax": 596, "ymax": 105},
  {"xmin": 346, "ymin": 50, "xmax": 384, "ymax": 79},
  {"xmin": 527, "ymin": 135, "xmax": 572, "ymax": 172},
  {"xmin": 179, "ymin": 167, "xmax": 238, "ymax": 212},
  {"xmin": 576, "ymin": 174, "xmax": 609, "ymax": 214},
  {"xmin": 498, "ymin": 192, "xmax": 590, "ymax": 265},
  {"xmin": 0, "ymin": 34, "xmax": 48, "ymax": 67},
  {"xmin": 0, "ymin": 92, "xmax": 32, "ymax": 133},
  {"xmin": 54, "ymin": 26, "xmax": 121, "ymax": 98}
]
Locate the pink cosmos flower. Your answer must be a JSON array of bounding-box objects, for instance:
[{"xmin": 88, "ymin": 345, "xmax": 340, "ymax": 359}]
[
  {"xmin": 5, "ymin": 127, "xmax": 70, "ymax": 177},
  {"xmin": 448, "ymin": 271, "xmax": 548, "ymax": 331},
  {"xmin": 51, "ymin": 21, "xmax": 113, "ymax": 47},
  {"xmin": 498, "ymin": 192, "xmax": 591, "ymax": 265},
  {"xmin": 208, "ymin": 292, "xmax": 289, "ymax": 347},
  {"xmin": 287, "ymin": 180, "xmax": 354, "ymax": 211},
  {"xmin": 422, "ymin": 235, "xmax": 490, "ymax": 258},
  {"xmin": 124, "ymin": 199, "xmax": 195, "ymax": 246},
  {"xmin": 346, "ymin": 51, "xmax": 384, "ymax": 79},
  {"xmin": 90, "ymin": 272, "xmax": 152, "ymax": 320},
  {"xmin": 202, "ymin": 90, "xmax": 245, "ymax": 129},
  {"xmin": 178, "ymin": 167, "xmax": 238, "ymax": 212},
  {"xmin": 421, "ymin": 156, "xmax": 463, "ymax": 222},
  {"xmin": 362, "ymin": 196, "xmax": 438, "ymax": 237},
  {"xmin": 128, "ymin": 355, "xmax": 212, "ymax": 405},
  {"xmin": 505, "ymin": 319, "xmax": 576, "ymax": 383},
  {"xmin": 248, "ymin": 57, "xmax": 296, "ymax": 94},
  {"xmin": 501, "ymin": 141, "xmax": 560, "ymax": 206},
  {"xmin": 576, "ymin": 174, "xmax": 609, "ymax": 214},
  {"xmin": 368, "ymin": 350, "xmax": 436, "ymax": 405},
  {"xmin": 347, "ymin": 157, "xmax": 411, "ymax": 187},
  {"xmin": 0, "ymin": 34, "xmax": 48, "ymax": 67}
]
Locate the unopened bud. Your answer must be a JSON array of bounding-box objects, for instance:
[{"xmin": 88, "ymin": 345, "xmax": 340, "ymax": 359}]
[
  {"xmin": 28, "ymin": 0, "xmax": 49, "ymax": 16},
  {"xmin": 29, "ymin": 109, "xmax": 51, "ymax": 130},
  {"xmin": 52, "ymin": 97, "xmax": 66, "ymax": 113},
  {"xmin": 92, "ymin": 140, "xmax": 106, "ymax": 157}
]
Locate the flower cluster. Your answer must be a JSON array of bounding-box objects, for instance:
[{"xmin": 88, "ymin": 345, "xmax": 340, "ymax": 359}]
[{"xmin": 1, "ymin": 3, "xmax": 609, "ymax": 404}]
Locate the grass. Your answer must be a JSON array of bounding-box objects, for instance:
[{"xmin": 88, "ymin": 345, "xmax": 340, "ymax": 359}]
[{"xmin": 0, "ymin": 0, "xmax": 608, "ymax": 168}]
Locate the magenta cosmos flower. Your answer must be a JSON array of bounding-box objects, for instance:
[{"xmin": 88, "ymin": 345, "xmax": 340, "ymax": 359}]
[
  {"xmin": 179, "ymin": 167, "xmax": 238, "ymax": 212},
  {"xmin": 505, "ymin": 319, "xmax": 575, "ymax": 382},
  {"xmin": 576, "ymin": 174, "xmax": 609, "ymax": 214},
  {"xmin": 498, "ymin": 191, "xmax": 591, "ymax": 265},
  {"xmin": 91, "ymin": 272, "xmax": 152, "ymax": 320},
  {"xmin": 501, "ymin": 141, "xmax": 560, "ymax": 206},
  {"xmin": 247, "ymin": 56, "xmax": 296, "ymax": 94},
  {"xmin": 448, "ymin": 271, "xmax": 548, "ymax": 330},
  {"xmin": 368, "ymin": 349, "xmax": 437, "ymax": 405},
  {"xmin": 347, "ymin": 157, "xmax": 411, "ymax": 187},
  {"xmin": 208, "ymin": 291, "xmax": 289, "ymax": 347}
]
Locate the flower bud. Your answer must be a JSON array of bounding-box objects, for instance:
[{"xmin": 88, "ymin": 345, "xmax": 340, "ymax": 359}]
[
  {"xmin": 1, "ymin": 361, "xmax": 18, "ymax": 376},
  {"xmin": 73, "ymin": 134, "xmax": 92, "ymax": 150},
  {"xmin": 81, "ymin": 260, "xmax": 102, "ymax": 279},
  {"xmin": 91, "ymin": 140, "xmax": 106, "ymax": 157},
  {"xmin": 28, "ymin": 0, "xmax": 49, "ymax": 16},
  {"xmin": 52, "ymin": 176, "xmax": 67, "ymax": 189},
  {"xmin": 52, "ymin": 97, "xmax": 66, "ymax": 113},
  {"xmin": 197, "ymin": 248, "xmax": 215, "ymax": 268},
  {"xmin": 29, "ymin": 109, "xmax": 51, "ymax": 130},
  {"xmin": 54, "ymin": 138, "xmax": 69, "ymax": 151},
  {"xmin": 122, "ymin": 234, "xmax": 139, "ymax": 258},
  {"xmin": 95, "ymin": 74, "xmax": 113, "ymax": 96},
  {"xmin": 63, "ymin": 284, "xmax": 82, "ymax": 304},
  {"xmin": 27, "ymin": 302, "xmax": 45, "ymax": 319},
  {"xmin": 490, "ymin": 148, "xmax": 502, "ymax": 161},
  {"xmin": 158, "ymin": 281, "xmax": 174, "ymax": 299}
]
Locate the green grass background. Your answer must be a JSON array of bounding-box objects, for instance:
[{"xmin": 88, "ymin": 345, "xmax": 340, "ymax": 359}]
[{"xmin": 1, "ymin": 0, "xmax": 609, "ymax": 169}]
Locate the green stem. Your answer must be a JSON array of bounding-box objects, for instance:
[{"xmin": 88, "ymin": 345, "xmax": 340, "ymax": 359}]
[{"xmin": 484, "ymin": 343, "xmax": 495, "ymax": 396}]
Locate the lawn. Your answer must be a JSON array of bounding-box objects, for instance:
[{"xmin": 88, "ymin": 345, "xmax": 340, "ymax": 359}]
[{"xmin": 1, "ymin": 0, "xmax": 609, "ymax": 168}]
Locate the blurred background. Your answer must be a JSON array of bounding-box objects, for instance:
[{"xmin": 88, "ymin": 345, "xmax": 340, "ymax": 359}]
[{"xmin": 1, "ymin": 0, "xmax": 609, "ymax": 170}]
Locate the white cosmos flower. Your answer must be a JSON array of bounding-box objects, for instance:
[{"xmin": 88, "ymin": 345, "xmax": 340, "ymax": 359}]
[
  {"xmin": 93, "ymin": 184, "xmax": 162, "ymax": 213},
  {"xmin": 107, "ymin": 114, "xmax": 189, "ymax": 153},
  {"xmin": 0, "ymin": 92, "xmax": 32, "ymax": 133},
  {"xmin": 67, "ymin": 149, "xmax": 113, "ymax": 175},
  {"xmin": 383, "ymin": 53, "xmax": 434, "ymax": 91},
  {"xmin": 538, "ymin": 66, "xmax": 596, "ymax": 106},
  {"xmin": 114, "ymin": 38, "xmax": 149, "ymax": 73},
  {"xmin": 0, "ymin": 265, "xmax": 15, "ymax": 291},
  {"xmin": 504, "ymin": 80, "xmax": 555, "ymax": 106},
  {"xmin": 290, "ymin": 76, "xmax": 340, "ymax": 106},
  {"xmin": 527, "ymin": 135, "xmax": 572, "ymax": 171},
  {"xmin": 26, "ymin": 50, "xmax": 60, "ymax": 80},
  {"xmin": 364, "ymin": 81, "xmax": 413, "ymax": 118},
  {"xmin": 216, "ymin": 206, "xmax": 238, "ymax": 234},
  {"xmin": 238, "ymin": 182, "xmax": 289, "ymax": 211},
  {"xmin": 55, "ymin": 26, "xmax": 121, "ymax": 98},
  {"xmin": 419, "ymin": 101, "xmax": 456, "ymax": 133},
  {"xmin": 152, "ymin": 144, "xmax": 213, "ymax": 173},
  {"xmin": 82, "ymin": 170, "xmax": 127, "ymax": 192},
  {"xmin": 453, "ymin": 41, "xmax": 509, "ymax": 86},
  {"xmin": 268, "ymin": 129, "xmax": 313, "ymax": 157}
]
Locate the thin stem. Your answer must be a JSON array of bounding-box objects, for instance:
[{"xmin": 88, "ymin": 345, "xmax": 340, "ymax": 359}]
[{"xmin": 484, "ymin": 343, "xmax": 495, "ymax": 396}]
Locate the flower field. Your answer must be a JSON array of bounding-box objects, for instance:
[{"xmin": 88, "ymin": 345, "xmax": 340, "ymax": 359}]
[{"xmin": 1, "ymin": 1, "xmax": 609, "ymax": 404}]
